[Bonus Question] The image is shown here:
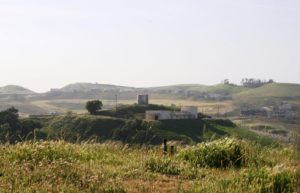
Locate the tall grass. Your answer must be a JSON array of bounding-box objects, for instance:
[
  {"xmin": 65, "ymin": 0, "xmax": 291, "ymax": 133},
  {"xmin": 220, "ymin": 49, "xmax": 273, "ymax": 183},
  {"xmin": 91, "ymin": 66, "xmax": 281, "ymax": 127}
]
[
  {"xmin": 179, "ymin": 138, "xmax": 244, "ymax": 168},
  {"xmin": 0, "ymin": 138, "xmax": 297, "ymax": 193}
]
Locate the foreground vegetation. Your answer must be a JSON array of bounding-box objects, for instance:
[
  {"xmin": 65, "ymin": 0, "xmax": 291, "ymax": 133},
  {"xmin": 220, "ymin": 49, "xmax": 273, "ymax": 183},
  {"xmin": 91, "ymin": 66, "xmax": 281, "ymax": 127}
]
[
  {"xmin": 0, "ymin": 138, "xmax": 298, "ymax": 193},
  {"xmin": 2, "ymin": 105, "xmax": 274, "ymax": 145},
  {"xmin": 0, "ymin": 107, "xmax": 299, "ymax": 192}
]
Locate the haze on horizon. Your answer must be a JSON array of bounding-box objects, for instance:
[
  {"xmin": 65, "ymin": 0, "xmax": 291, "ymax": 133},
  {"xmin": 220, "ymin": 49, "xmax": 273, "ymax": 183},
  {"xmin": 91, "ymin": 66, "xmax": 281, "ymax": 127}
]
[{"xmin": 0, "ymin": 0, "xmax": 299, "ymax": 92}]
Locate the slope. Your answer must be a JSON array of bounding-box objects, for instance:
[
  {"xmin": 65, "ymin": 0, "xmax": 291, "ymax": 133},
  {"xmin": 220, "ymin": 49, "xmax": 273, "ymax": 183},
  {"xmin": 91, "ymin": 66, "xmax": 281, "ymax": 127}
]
[{"xmin": 233, "ymin": 83, "xmax": 300, "ymax": 106}]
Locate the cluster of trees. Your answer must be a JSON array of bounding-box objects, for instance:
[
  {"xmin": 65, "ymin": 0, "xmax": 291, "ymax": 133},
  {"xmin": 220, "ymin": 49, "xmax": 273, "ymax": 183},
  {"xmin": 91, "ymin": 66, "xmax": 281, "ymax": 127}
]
[
  {"xmin": 0, "ymin": 107, "xmax": 42, "ymax": 143},
  {"xmin": 222, "ymin": 79, "xmax": 275, "ymax": 88},
  {"xmin": 241, "ymin": 78, "xmax": 274, "ymax": 88},
  {"xmin": 222, "ymin": 79, "xmax": 236, "ymax": 86}
]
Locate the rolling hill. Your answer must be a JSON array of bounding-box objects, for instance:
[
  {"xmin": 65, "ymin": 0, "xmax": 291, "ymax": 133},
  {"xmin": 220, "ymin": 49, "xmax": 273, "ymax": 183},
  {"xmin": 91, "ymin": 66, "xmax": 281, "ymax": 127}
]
[
  {"xmin": 0, "ymin": 82, "xmax": 299, "ymax": 116},
  {"xmin": 0, "ymin": 85, "xmax": 36, "ymax": 95},
  {"xmin": 234, "ymin": 83, "xmax": 300, "ymax": 99},
  {"xmin": 233, "ymin": 83, "xmax": 300, "ymax": 106},
  {"xmin": 59, "ymin": 82, "xmax": 136, "ymax": 92}
]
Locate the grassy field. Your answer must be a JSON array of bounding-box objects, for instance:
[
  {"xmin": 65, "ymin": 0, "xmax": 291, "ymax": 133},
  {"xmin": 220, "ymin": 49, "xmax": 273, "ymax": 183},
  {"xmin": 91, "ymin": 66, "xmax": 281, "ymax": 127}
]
[
  {"xmin": 232, "ymin": 83, "xmax": 300, "ymax": 107},
  {"xmin": 0, "ymin": 138, "xmax": 298, "ymax": 193}
]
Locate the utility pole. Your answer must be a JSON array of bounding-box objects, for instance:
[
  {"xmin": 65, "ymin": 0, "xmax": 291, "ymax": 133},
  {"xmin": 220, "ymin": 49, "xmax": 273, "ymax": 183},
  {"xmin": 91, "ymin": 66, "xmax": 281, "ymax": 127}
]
[
  {"xmin": 115, "ymin": 94, "xmax": 118, "ymax": 111},
  {"xmin": 217, "ymin": 104, "xmax": 220, "ymax": 118}
]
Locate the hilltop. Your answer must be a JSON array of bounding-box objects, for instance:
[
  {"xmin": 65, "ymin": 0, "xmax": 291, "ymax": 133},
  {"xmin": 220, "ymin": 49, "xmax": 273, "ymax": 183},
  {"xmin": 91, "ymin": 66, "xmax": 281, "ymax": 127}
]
[
  {"xmin": 1, "ymin": 82, "xmax": 299, "ymax": 99},
  {"xmin": 0, "ymin": 85, "xmax": 36, "ymax": 95},
  {"xmin": 59, "ymin": 83, "xmax": 136, "ymax": 92}
]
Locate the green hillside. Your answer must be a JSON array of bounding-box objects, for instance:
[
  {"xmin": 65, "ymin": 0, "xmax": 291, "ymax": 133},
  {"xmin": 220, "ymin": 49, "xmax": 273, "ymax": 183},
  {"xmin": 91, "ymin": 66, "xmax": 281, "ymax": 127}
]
[
  {"xmin": 206, "ymin": 84, "xmax": 249, "ymax": 95},
  {"xmin": 233, "ymin": 83, "xmax": 300, "ymax": 105},
  {"xmin": 234, "ymin": 83, "xmax": 300, "ymax": 98},
  {"xmin": 31, "ymin": 114, "xmax": 275, "ymax": 146},
  {"xmin": 149, "ymin": 84, "xmax": 208, "ymax": 92},
  {"xmin": 150, "ymin": 84, "xmax": 248, "ymax": 95}
]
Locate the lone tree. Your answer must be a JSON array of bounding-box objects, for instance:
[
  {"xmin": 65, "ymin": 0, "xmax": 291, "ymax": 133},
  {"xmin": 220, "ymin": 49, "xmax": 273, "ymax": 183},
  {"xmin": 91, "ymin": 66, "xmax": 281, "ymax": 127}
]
[{"xmin": 86, "ymin": 100, "xmax": 103, "ymax": 115}]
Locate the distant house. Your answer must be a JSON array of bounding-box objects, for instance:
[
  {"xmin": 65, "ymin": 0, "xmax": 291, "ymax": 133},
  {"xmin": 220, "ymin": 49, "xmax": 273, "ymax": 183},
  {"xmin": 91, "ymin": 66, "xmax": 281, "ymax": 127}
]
[
  {"xmin": 241, "ymin": 102, "xmax": 298, "ymax": 119},
  {"xmin": 270, "ymin": 103, "xmax": 298, "ymax": 119},
  {"xmin": 145, "ymin": 110, "xmax": 172, "ymax": 120},
  {"xmin": 204, "ymin": 93, "xmax": 232, "ymax": 100},
  {"xmin": 241, "ymin": 107, "xmax": 268, "ymax": 117}
]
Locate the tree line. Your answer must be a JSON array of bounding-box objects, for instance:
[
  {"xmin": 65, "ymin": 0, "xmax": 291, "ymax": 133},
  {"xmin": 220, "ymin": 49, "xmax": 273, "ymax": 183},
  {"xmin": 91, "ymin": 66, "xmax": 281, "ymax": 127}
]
[{"xmin": 222, "ymin": 78, "xmax": 275, "ymax": 87}]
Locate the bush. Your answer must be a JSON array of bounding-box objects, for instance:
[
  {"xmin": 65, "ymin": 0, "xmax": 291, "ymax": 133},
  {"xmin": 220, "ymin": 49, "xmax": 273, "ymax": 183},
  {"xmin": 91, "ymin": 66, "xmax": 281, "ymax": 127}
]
[
  {"xmin": 86, "ymin": 100, "xmax": 103, "ymax": 115},
  {"xmin": 180, "ymin": 138, "xmax": 244, "ymax": 168}
]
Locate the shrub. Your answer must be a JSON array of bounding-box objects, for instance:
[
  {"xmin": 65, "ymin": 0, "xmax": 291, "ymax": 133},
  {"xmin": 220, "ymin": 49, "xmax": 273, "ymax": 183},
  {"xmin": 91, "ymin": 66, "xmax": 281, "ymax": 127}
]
[{"xmin": 179, "ymin": 138, "xmax": 244, "ymax": 168}]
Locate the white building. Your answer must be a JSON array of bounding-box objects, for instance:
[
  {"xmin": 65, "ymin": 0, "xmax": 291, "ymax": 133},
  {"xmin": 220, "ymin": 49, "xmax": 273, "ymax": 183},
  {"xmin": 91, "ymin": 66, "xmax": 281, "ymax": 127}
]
[
  {"xmin": 145, "ymin": 106, "xmax": 198, "ymax": 120},
  {"xmin": 145, "ymin": 110, "xmax": 172, "ymax": 120}
]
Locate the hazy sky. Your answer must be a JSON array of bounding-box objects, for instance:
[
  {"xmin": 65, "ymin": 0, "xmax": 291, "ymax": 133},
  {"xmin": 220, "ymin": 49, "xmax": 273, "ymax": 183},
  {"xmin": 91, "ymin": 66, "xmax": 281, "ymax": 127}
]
[{"xmin": 0, "ymin": 0, "xmax": 299, "ymax": 92}]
